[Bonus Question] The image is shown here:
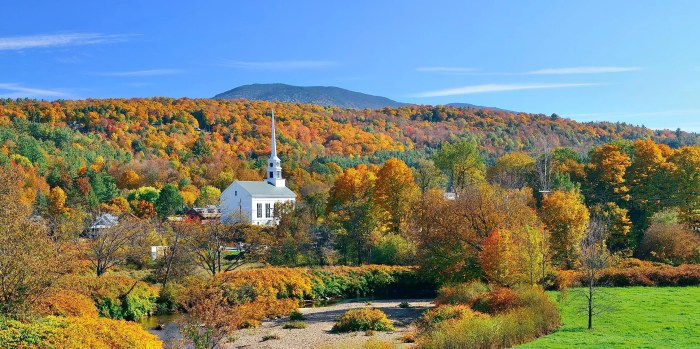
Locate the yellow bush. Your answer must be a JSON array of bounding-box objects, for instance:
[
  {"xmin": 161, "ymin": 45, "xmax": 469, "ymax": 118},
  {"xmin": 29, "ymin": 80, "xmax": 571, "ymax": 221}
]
[
  {"xmin": 33, "ymin": 291, "xmax": 98, "ymax": 318},
  {"xmin": 0, "ymin": 316, "xmax": 162, "ymax": 349},
  {"xmin": 332, "ymin": 308, "xmax": 394, "ymax": 332}
]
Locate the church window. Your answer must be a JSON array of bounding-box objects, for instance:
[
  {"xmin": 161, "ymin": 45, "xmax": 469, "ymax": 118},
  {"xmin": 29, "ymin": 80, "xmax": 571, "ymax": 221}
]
[
  {"xmin": 265, "ymin": 203, "xmax": 271, "ymax": 218},
  {"xmin": 234, "ymin": 191, "xmax": 237, "ymax": 196},
  {"xmin": 257, "ymin": 203, "xmax": 262, "ymax": 218},
  {"xmin": 270, "ymin": 162, "xmax": 273, "ymax": 167},
  {"xmin": 277, "ymin": 170, "xmax": 281, "ymax": 177},
  {"xmin": 269, "ymin": 171, "xmax": 274, "ymax": 178}
]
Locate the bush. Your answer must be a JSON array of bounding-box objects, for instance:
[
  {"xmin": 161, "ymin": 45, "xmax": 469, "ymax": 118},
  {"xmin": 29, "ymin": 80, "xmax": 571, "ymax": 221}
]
[
  {"xmin": 235, "ymin": 299, "xmax": 298, "ymax": 329},
  {"xmin": 332, "ymin": 308, "xmax": 394, "ymax": 332},
  {"xmin": 50, "ymin": 275, "xmax": 159, "ymax": 321},
  {"xmin": 398, "ymin": 301, "xmax": 411, "ymax": 309},
  {"xmin": 418, "ymin": 287, "xmax": 560, "ymax": 349},
  {"xmin": 33, "ymin": 291, "xmax": 98, "ymax": 318},
  {"xmin": 283, "ymin": 321, "xmax": 308, "ymax": 329},
  {"xmin": 0, "ymin": 315, "xmax": 162, "ymax": 349},
  {"xmin": 262, "ymin": 334, "xmax": 280, "ymax": 341},
  {"xmin": 471, "ymin": 287, "xmax": 520, "ymax": 314},
  {"xmin": 638, "ymin": 221, "xmax": 700, "ymax": 265},
  {"xmin": 435, "ymin": 281, "xmax": 491, "ymax": 305},
  {"xmin": 289, "ymin": 310, "xmax": 306, "ymax": 321},
  {"xmin": 418, "ymin": 305, "xmax": 480, "ymax": 331}
]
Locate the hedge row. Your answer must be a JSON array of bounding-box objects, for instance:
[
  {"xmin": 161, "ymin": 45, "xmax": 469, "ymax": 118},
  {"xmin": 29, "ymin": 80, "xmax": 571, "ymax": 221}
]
[
  {"xmin": 554, "ymin": 261, "xmax": 700, "ymax": 289},
  {"xmin": 208, "ymin": 265, "xmax": 431, "ymax": 306}
]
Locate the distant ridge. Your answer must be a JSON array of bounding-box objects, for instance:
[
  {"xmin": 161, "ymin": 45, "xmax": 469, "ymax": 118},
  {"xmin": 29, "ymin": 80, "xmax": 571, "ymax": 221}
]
[
  {"xmin": 446, "ymin": 103, "xmax": 514, "ymax": 113},
  {"xmin": 213, "ymin": 83, "xmax": 406, "ymax": 109}
]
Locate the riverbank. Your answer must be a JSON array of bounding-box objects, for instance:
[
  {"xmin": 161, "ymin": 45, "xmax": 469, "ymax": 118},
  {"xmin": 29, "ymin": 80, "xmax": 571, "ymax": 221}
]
[{"xmin": 227, "ymin": 298, "xmax": 432, "ymax": 349}]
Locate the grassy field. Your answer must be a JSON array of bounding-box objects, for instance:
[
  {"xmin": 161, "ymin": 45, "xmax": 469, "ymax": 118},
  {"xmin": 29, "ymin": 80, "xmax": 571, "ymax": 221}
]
[{"xmin": 517, "ymin": 286, "xmax": 700, "ymax": 349}]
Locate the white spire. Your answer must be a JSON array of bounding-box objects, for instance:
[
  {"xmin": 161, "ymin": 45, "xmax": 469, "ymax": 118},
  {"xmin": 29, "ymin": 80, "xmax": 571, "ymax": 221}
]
[
  {"xmin": 266, "ymin": 109, "xmax": 285, "ymax": 187},
  {"xmin": 270, "ymin": 109, "xmax": 279, "ymax": 160}
]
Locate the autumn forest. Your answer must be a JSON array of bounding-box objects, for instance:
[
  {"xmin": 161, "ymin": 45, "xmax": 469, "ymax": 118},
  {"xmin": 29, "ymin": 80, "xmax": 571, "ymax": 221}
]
[{"xmin": 2, "ymin": 97, "xmax": 700, "ymax": 348}]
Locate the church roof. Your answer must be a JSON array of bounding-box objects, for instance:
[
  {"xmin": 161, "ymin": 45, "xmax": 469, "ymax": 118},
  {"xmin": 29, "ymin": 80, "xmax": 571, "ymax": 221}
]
[{"xmin": 234, "ymin": 181, "xmax": 297, "ymax": 198}]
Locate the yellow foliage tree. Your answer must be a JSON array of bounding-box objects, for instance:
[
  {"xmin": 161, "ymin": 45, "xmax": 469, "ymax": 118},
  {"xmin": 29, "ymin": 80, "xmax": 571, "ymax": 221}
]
[
  {"xmin": 540, "ymin": 190, "xmax": 590, "ymax": 268},
  {"xmin": 374, "ymin": 158, "xmax": 418, "ymax": 234},
  {"xmin": 48, "ymin": 186, "xmax": 68, "ymax": 216}
]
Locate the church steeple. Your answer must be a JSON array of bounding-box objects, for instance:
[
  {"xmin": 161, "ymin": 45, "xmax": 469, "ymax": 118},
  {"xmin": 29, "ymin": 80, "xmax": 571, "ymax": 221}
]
[{"xmin": 266, "ymin": 109, "xmax": 285, "ymax": 187}]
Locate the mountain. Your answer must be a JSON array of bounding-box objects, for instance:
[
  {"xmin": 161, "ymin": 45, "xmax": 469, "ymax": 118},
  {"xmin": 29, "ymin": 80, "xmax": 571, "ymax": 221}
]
[
  {"xmin": 446, "ymin": 103, "xmax": 514, "ymax": 113},
  {"xmin": 214, "ymin": 83, "xmax": 406, "ymax": 109}
]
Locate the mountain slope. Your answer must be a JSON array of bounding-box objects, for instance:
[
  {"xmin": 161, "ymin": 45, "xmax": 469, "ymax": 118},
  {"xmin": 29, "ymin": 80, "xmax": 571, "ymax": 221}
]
[{"xmin": 213, "ymin": 83, "xmax": 405, "ymax": 109}]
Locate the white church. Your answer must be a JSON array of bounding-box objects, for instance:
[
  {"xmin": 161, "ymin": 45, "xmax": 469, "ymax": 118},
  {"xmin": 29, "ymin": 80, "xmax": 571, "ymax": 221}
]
[{"xmin": 219, "ymin": 111, "xmax": 297, "ymax": 225}]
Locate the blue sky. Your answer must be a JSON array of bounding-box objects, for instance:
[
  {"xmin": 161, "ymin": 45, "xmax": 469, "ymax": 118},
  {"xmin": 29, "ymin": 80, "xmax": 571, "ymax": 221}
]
[{"xmin": 2, "ymin": 1, "xmax": 700, "ymax": 131}]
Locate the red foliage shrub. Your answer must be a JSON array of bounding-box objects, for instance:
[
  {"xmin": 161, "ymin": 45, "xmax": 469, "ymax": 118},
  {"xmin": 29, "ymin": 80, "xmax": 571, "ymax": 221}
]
[
  {"xmin": 471, "ymin": 287, "xmax": 520, "ymax": 314},
  {"xmin": 552, "ymin": 261, "xmax": 700, "ymax": 288}
]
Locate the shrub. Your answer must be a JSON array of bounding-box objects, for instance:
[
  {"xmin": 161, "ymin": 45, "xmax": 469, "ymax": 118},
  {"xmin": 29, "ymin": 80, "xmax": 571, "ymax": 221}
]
[
  {"xmin": 471, "ymin": 287, "xmax": 520, "ymax": 314},
  {"xmin": 332, "ymin": 308, "xmax": 394, "ymax": 332},
  {"xmin": 398, "ymin": 301, "xmax": 410, "ymax": 308},
  {"xmin": 0, "ymin": 315, "xmax": 162, "ymax": 349},
  {"xmin": 418, "ymin": 304, "xmax": 480, "ymax": 331},
  {"xmin": 435, "ymin": 281, "xmax": 491, "ymax": 305},
  {"xmin": 283, "ymin": 321, "xmax": 308, "ymax": 329},
  {"xmin": 638, "ymin": 221, "xmax": 700, "ymax": 265},
  {"xmin": 363, "ymin": 338, "xmax": 397, "ymax": 349},
  {"xmin": 418, "ymin": 287, "xmax": 560, "ymax": 349},
  {"xmin": 235, "ymin": 299, "xmax": 298, "ymax": 329},
  {"xmin": 289, "ymin": 310, "xmax": 306, "ymax": 321},
  {"xmin": 33, "ymin": 291, "xmax": 98, "ymax": 318},
  {"xmin": 400, "ymin": 331, "xmax": 418, "ymax": 343},
  {"xmin": 63, "ymin": 276, "xmax": 159, "ymax": 321},
  {"xmin": 262, "ymin": 334, "xmax": 280, "ymax": 341}
]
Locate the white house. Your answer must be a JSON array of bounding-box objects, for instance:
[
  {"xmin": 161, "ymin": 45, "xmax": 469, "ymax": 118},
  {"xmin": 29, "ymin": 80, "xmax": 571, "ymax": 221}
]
[{"xmin": 220, "ymin": 110, "xmax": 296, "ymax": 225}]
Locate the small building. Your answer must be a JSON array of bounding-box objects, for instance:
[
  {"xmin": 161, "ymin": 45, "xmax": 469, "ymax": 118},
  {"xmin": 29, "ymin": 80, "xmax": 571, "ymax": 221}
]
[
  {"xmin": 220, "ymin": 110, "xmax": 296, "ymax": 225},
  {"xmin": 185, "ymin": 205, "xmax": 222, "ymax": 224},
  {"xmin": 86, "ymin": 213, "xmax": 119, "ymax": 238}
]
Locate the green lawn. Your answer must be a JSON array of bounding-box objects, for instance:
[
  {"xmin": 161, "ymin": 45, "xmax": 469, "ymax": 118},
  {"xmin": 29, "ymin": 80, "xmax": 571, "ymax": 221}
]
[{"xmin": 517, "ymin": 286, "xmax": 700, "ymax": 349}]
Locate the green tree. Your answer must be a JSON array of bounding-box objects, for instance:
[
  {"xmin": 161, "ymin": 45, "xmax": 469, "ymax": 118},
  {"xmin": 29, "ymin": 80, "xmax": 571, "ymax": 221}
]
[
  {"xmin": 412, "ymin": 159, "xmax": 445, "ymax": 194},
  {"xmin": 155, "ymin": 184, "xmax": 185, "ymax": 217},
  {"xmin": 196, "ymin": 185, "xmax": 221, "ymax": 206},
  {"xmin": 432, "ymin": 139, "xmax": 485, "ymax": 193},
  {"xmin": 191, "ymin": 135, "xmax": 212, "ymax": 158}
]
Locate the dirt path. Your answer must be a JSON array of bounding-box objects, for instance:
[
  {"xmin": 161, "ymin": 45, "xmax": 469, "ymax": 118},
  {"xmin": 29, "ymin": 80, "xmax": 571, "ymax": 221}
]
[{"xmin": 224, "ymin": 299, "xmax": 433, "ymax": 349}]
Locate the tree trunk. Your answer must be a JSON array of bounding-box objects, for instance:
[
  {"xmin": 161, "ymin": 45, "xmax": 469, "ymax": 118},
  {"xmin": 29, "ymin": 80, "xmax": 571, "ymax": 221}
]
[{"xmin": 588, "ymin": 280, "xmax": 593, "ymax": 329}]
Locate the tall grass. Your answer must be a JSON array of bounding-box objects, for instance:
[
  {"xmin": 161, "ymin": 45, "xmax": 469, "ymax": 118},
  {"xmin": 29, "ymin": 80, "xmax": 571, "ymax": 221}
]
[{"xmin": 419, "ymin": 285, "xmax": 560, "ymax": 349}]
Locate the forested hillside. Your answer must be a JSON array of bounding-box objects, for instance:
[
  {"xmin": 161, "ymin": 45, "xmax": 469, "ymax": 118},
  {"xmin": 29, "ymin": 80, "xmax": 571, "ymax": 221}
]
[{"xmin": 0, "ymin": 97, "xmax": 696, "ymax": 211}]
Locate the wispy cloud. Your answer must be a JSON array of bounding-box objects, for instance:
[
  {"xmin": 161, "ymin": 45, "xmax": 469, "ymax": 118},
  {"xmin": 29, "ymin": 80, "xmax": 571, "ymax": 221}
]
[
  {"xmin": 416, "ymin": 66, "xmax": 477, "ymax": 73},
  {"xmin": 0, "ymin": 33, "xmax": 130, "ymax": 51},
  {"xmin": 0, "ymin": 83, "xmax": 70, "ymax": 98},
  {"xmin": 417, "ymin": 66, "xmax": 641, "ymax": 76},
  {"xmin": 526, "ymin": 66, "xmax": 642, "ymax": 75},
  {"xmin": 222, "ymin": 60, "xmax": 336, "ymax": 70},
  {"xmin": 95, "ymin": 69, "xmax": 183, "ymax": 77},
  {"xmin": 413, "ymin": 83, "xmax": 601, "ymax": 97}
]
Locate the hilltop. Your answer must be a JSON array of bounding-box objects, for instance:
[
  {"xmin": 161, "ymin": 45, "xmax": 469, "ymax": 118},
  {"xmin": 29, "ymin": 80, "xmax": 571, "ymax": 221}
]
[{"xmin": 214, "ymin": 83, "xmax": 406, "ymax": 109}]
